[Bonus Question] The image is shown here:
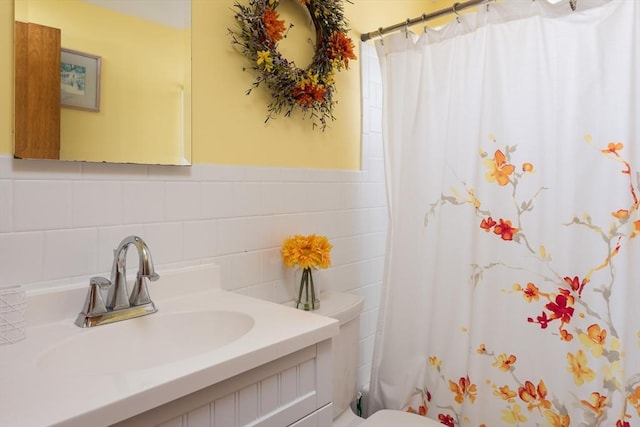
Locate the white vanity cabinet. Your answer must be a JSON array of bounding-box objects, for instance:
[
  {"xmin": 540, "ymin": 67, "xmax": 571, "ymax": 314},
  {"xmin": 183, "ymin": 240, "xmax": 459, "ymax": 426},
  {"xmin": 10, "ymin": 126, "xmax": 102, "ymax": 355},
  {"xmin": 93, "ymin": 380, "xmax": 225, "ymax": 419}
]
[{"xmin": 114, "ymin": 339, "xmax": 333, "ymax": 427}]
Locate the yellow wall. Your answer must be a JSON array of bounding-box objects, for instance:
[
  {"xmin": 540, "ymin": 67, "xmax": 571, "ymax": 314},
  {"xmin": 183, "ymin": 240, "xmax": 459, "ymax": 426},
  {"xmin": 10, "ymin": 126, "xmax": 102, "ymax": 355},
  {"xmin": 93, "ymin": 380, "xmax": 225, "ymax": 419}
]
[{"xmin": 1, "ymin": 0, "xmax": 456, "ymax": 170}]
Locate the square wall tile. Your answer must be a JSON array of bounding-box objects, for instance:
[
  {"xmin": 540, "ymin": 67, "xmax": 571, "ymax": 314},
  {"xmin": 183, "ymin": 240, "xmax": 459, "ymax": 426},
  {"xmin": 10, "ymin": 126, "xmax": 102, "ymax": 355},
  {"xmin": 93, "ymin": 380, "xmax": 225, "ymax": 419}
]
[
  {"xmin": 362, "ymin": 182, "xmax": 386, "ymax": 208},
  {"xmin": 217, "ymin": 218, "xmax": 249, "ymax": 255},
  {"xmin": 232, "ymin": 182, "xmax": 265, "ymax": 217},
  {"xmin": 13, "ymin": 180, "xmax": 72, "ymax": 231},
  {"xmin": 273, "ymin": 279, "xmax": 295, "ymax": 303},
  {"xmin": 0, "ymin": 232, "xmax": 43, "ymax": 286},
  {"xmin": 280, "ymin": 183, "xmax": 311, "ymax": 213},
  {"xmin": 244, "ymin": 216, "xmax": 283, "ymax": 252},
  {"xmin": 201, "ymin": 182, "xmax": 234, "ymax": 219},
  {"xmin": 122, "ymin": 181, "xmax": 165, "ymax": 224},
  {"xmin": 260, "ymin": 183, "xmax": 286, "ymax": 215},
  {"xmin": 331, "ymin": 235, "xmax": 364, "ymax": 266},
  {"xmin": 42, "ymin": 229, "xmax": 99, "ymax": 281},
  {"xmin": 165, "ymin": 182, "xmax": 201, "ymax": 221},
  {"xmin": 260, "ymin": 248, "xmax": 285, "ymax": 282},
  {"xmin": 362, "ymin": 232, "xmax": 387, "ymax": 259},
  {"xmin": 72, "ymin": 181, "xmax": 122, "ymax": 227},
  {"xmin": 227, "ymin": 251, "xmax": 261, "ymax": 290},
  {"xmin": 183, "ymin": 220, "xmax": 218, "ymax": 260}
]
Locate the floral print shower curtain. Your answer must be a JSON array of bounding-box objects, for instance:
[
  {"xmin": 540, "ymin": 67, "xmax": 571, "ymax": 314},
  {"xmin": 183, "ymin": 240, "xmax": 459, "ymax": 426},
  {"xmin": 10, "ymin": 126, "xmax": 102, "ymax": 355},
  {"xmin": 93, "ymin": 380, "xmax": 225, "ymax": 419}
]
[{"xmin": 368, "ymin": 0, "xmax": 640, "ymax": 425}]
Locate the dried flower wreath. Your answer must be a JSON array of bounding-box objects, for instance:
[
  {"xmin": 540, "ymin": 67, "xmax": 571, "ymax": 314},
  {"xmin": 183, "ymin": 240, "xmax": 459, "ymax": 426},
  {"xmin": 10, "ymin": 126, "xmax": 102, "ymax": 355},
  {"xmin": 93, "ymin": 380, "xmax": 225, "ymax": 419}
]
[{"xmin": 229, "ymin": 0, "xmax": 357, "ymax": 131}]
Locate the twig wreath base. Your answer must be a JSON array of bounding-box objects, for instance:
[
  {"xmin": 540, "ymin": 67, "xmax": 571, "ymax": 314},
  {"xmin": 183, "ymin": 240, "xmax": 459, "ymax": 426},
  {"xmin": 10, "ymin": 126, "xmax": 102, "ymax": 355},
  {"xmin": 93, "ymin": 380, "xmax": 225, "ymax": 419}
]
[{"xmin": 229, "ymin": 0, "xmax": 357, "ymax": 131}]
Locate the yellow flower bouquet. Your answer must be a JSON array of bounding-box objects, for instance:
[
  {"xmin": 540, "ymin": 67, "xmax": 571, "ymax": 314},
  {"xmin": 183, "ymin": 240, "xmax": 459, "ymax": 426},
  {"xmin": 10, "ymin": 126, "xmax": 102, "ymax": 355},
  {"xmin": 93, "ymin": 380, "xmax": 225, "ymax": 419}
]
[{"xmin": 281, "ymin": 234, "xmax": 332, "ymax": 310}]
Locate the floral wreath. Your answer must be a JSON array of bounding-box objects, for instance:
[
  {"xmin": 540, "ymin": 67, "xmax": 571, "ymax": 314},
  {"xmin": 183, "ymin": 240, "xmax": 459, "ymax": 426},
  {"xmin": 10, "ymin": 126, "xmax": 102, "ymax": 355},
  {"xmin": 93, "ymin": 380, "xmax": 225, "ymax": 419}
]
[{"xmin": 230, "ymin": 0, "xmax": 357, "ymax": 131}]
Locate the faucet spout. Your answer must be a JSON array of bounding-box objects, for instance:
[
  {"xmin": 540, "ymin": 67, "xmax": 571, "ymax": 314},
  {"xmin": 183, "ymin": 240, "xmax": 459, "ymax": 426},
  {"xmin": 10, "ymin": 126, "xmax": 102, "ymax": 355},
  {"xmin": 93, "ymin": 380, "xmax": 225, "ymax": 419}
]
[{"xmin": 106, "ymin": 235, "xmax": 159, "ymax": 310}]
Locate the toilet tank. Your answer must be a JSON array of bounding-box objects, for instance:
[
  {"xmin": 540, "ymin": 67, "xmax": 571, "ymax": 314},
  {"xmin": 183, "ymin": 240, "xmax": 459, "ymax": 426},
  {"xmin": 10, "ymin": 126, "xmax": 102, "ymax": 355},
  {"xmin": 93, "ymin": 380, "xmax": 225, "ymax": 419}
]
[{"xmin": 313, "ymin": 291, "xmax": 365, "ymax": 418}]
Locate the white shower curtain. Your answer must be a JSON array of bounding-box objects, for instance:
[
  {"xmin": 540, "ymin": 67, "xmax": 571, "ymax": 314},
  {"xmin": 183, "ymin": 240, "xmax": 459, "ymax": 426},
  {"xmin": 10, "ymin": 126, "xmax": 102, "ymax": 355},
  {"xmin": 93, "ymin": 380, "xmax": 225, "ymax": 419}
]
[{"xmin": 369, "ymin": 0, "xmax": 640, "ymax": 425}]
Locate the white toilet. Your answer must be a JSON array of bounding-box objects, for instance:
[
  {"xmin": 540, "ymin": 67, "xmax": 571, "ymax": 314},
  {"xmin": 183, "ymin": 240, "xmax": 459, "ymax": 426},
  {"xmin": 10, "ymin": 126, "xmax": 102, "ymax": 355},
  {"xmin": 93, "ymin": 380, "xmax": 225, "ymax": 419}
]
[{"xmin": 315, "ymin": 291, "xmax": 441, "ymax": 427}]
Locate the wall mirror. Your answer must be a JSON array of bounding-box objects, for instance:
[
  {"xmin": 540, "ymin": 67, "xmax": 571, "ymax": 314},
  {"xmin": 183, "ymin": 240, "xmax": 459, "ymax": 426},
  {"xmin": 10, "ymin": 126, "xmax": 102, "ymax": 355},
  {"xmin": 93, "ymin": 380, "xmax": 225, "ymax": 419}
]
[{"xmin": 14, "ymin": 0, "xmax": 192, "ymax": 165}]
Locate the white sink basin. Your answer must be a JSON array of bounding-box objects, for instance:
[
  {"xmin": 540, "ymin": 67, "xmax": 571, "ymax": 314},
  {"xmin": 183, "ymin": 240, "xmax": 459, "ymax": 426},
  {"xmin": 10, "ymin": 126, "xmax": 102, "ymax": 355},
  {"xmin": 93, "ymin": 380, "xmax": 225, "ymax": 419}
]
[{"xmin": 37, "ymin": 310, "xmax": 255, "ymax": 375}]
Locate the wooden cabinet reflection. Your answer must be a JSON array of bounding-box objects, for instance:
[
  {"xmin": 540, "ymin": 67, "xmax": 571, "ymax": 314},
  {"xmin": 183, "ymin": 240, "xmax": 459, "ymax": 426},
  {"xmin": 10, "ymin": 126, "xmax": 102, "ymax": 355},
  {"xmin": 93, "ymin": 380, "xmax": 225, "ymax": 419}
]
[{"xmin": 14, "ymin": 21, "xmax": 60, "ymax": 160}]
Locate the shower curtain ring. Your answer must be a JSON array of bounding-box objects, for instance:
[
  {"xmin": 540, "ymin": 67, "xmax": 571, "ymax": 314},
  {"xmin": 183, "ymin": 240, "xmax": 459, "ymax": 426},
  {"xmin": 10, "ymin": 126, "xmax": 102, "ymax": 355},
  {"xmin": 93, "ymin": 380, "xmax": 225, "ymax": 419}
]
[
  {"xmin": 378, "ymin": 27, "xmax": 385, "ymax": 45},
  {"xmin": 405, "ymin": 18, "xmax": 411, "ymax": 38},
  {"xmin": 453, "ymin": 2, "xmax": 461, "ymax": 23}
]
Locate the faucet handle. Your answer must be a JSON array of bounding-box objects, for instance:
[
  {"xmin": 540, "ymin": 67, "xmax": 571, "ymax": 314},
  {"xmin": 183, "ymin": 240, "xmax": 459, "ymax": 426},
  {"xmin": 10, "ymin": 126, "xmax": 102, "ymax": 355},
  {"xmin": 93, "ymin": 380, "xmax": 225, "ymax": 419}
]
[
  {"xmin": 129, "ymin": 273, "xmax": 159, "ymax": 307},
  {"xmin": 79, "ymin": 277, "xmax": 110, "ymax": 316}
]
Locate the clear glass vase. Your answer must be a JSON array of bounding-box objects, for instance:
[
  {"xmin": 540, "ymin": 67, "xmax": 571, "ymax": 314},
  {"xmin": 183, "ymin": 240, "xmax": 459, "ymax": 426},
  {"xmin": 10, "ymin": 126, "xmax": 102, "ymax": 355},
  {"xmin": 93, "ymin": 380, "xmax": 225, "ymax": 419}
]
[{"xmin": 296, "ymin": 267, "xmax": 320, "ymax": 310}]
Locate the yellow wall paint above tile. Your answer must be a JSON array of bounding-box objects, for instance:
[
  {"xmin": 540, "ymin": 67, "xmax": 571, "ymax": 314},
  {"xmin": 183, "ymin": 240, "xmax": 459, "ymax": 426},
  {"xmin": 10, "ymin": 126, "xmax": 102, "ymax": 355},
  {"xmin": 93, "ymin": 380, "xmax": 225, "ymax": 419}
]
[{"xmin": 1, "ymin": 0, "xmax": 453, "ymax": 170}]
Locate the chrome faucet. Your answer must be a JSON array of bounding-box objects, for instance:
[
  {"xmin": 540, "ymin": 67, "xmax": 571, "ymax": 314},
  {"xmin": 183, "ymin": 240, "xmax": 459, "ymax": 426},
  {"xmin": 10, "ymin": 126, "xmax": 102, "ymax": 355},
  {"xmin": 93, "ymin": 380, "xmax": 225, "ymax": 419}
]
[
  {"xmin": 107, "ymin": 235, "xmax": 160, "ymax": 310},
  {"xmin": 75, "ymin": 235, "xmax": 160, "ymax": 327}
]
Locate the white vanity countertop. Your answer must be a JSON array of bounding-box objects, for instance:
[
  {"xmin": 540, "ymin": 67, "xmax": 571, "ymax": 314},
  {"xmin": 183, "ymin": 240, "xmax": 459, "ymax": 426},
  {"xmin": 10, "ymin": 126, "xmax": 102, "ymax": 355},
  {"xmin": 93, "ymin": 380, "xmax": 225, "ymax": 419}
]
[{"xmin": 0, "ymin": 264, "xmax": 339, "ymax": 427}]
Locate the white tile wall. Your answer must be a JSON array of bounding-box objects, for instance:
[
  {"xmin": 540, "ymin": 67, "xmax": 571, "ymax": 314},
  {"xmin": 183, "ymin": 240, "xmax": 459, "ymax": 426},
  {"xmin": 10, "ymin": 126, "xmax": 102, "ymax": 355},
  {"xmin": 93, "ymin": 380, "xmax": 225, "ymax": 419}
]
[
  {"xmin": 358, "ymin": 41, "xmax": 384, "ymax": 391},
  {"xmin": 0, "ymin": 41, "xmax": 384, "ymax": 393}
]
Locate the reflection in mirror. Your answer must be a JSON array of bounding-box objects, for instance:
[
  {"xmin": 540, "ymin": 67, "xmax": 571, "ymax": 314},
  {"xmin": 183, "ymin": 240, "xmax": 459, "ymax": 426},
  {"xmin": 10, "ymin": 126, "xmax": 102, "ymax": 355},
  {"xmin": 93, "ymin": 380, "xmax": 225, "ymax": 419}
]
[{"xmin": 14, "ymin": 0, "xmax": 192, "ymax": 165}]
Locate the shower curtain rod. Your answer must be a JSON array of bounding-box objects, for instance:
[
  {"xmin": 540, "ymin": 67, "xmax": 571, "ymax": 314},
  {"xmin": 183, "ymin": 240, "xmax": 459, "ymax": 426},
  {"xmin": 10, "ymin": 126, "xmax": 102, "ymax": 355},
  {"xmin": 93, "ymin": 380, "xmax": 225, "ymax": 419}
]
[
  {"xmin": 361, "ymin": 0, "xmax": 580, "ymax": 41},
  {"xmin": 360, "ymin": 0, "xmax": 489, "ymax": 42}
]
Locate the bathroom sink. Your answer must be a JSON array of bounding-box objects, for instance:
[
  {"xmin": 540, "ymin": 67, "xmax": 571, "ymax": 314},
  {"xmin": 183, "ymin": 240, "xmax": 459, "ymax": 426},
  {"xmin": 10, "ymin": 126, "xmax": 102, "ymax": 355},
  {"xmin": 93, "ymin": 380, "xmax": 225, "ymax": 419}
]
[
  {"xmin": 37, "ymin": 310, "xmax": 255, "ymax": 375},
  {"xmin": 0, "ymin": 264, "xmax": 341, "ymax": 427}
]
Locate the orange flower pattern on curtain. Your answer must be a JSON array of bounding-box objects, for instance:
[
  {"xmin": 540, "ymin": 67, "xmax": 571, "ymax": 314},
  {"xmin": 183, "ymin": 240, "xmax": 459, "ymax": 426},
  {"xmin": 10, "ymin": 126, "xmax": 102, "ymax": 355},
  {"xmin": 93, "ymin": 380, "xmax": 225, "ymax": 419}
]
[{"xmin": 414, "ymin": 136, "xmax": 640, "ymax": 426}]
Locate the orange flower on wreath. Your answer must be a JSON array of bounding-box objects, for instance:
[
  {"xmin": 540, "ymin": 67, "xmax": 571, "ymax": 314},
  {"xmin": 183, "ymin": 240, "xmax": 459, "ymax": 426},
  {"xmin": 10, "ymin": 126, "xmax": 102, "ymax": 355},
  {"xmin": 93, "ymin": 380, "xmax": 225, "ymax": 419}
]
[
  {"xmin": 328, "ymin": 31, "xmax": 357, "ymax": 68},
  {"xmin": 292, "ymin": 83, "xmax": 327, "ymax": 108},
  {"xmin": 263, "ymin": 7, "xmax": 286, "ymax": 42}
]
